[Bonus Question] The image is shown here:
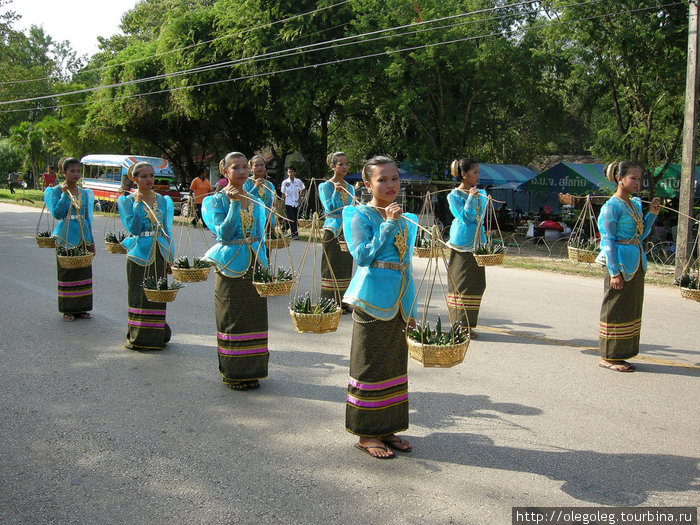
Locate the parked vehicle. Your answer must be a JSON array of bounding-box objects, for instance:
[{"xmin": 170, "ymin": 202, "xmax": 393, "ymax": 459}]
[{"xmin": 80, "ymin": 154, "xmax": 183, "ymax": 213}]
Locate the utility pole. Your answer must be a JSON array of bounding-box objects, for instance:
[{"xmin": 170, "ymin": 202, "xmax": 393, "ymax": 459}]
[{"xmin": 676, "ymin": 0, "xmax": 699, "ymax": 278}]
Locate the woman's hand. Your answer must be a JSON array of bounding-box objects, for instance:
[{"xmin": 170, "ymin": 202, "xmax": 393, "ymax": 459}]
[
  {"xmin": 385, "ymin": 202, "xmax": 401, "ymax": 220},
  {"xmin": 334, "ymin": 182, "xmax": 344, "ymax": 192},
  {"xmin": 60, "ymin": 182, "xmax": 69, "ymax": 193},
  {"xmin": 650, "ymin": 197, "xmax": 660, "ymax": 214},
  {"xmin": 469, "ymin": 186, "xmax": 479, "ymax": 196},
  {"xmin": 610, "ymin": 274, "xmax": 624, "ymax": 290},
  {"xmin": 133, "ymin": 191, "xmax": 142, "ymax": 203},
  {"xmin": 226, "ymin": 186, "xmax": 240, "ymax": 201},
  {"xmin": 254, "ymin": 179, "xmax": 264, "ymax": 187}
]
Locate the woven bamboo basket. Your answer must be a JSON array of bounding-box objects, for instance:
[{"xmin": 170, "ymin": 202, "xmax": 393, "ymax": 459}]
[
  {"xmin": 36, "ymin": 236, "xmax": 56, "ymax": 248},
  {"xmin": 407, "ymin": 337, "xmax": 470, "ymax": 368},
  {"xmin": 298, "ymin": 219, "xmax": 312, "ymax": 229},
  {"xmin": 57, "ymin": 252, "xmax": 94, "ymax": 269},
  {"xmin": 289, "ymin": 307, "xmax": 342, "ymax": 333},
  {"xmin": 105, "ymin": 241, "xmax": 127, "ymax": 254},
  {"xmin": 144, "ymin": 287, "xmax": 180, "ymax": 302},
  {"xmin": 567, "ymin": 246, "xmax": 598, "ymax": 263},
  {"xmin": 266, "ymin": 236, "xmax": 291, "ymax": 249},
  {"xmin": 680, "ymin": 287, "xmax": 700, "ymax": 302},
  {"xmin": 473, "ymin": 252, "xmax": 505, "ymax": 267},
  {"xmin": 171, "ymin": 266, "xmax": 210, "ymax": 283},
  {"xmin": 413, "ymin": 246, "xmax": 433, "ymax": 258},
  {"xmin": 253, "ymin": 279, "xmax": 294, "ymax": 297},
  {"xmin": 338, "ymin": 241, "xmax": 348, "ymax": 252}
]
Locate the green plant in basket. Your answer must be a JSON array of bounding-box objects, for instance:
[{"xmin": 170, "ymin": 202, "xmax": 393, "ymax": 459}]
[
  {"xmin": 143, "ymin": 276, "xmax": 184, "ymax": 291},
  {"xmin": 172, "ymin": 256, "xmax": 210, "ymax": 269},
  {"xmin": 105, "ymin": 231, "xmax": 128, "ymax": 243},
  {"xmin": 56, "ymin": 246, "xmax": 89, "ymax": 257},
  {"xmin": 673, "ymin": 273, "xmax": 699, "ymax": 290},
  {"xmin": 416, "ymin": 232, "xmax": 433, "ymax": 249},
  {"xmin": 37, "ymin": 230, "xmax": 51, "ymax": 238},
  {"xmin": 290, "ymin": 292, "xmax": 338, "ymax": 314},
  {"xmin": 568, "ymin": 237, "xmax": 599, "ymax": 251},
  {"xmin": 474, "ymin": 243, "xmax": 505, "ymax": 255},
  {"xmin": 407, "ymin": 316, "xmax": 468, "ymax": 345},
  {"xmin": 254, "ymin": 263, "xmax": 293, "ymax": 283}
]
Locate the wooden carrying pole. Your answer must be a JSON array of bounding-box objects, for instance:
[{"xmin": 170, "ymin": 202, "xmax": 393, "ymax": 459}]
[{"xmin": 676, "ymin": 0, "xmax": 700, "ymax": 278}]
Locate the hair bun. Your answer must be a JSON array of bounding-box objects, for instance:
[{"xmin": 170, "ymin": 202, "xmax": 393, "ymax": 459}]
[
  {"xmin": 326, "ymin": 153, "xmax": 333, "ymax": 167},
  {"xmin": 605, "ymin": 162, "xmax": 619, "ymax": 183},
  {"xmin": 450, "ymin": 160, "xmax": 460, "ymax": 179}
]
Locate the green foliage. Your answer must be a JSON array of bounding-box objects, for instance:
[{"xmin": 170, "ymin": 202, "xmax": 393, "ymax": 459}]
[
  {"xmin": 172, "ymin": 256, "xmax": 210, "ymax": 269},
  {"xmin": 673, "ymin": 273, "xmax": 699, "ymax": 290},
  {"xmin": 56, "ymin": 246, "xmax": 89, "ymax": 256},
  {"xmin": 36, "ymin": 230, "xmax": 51, "ymax": 237},
  {"xmin": 407, "ymin": 317, "xmax": 468, "ymax": 346},
  {"xmin": 253, "ymin": 263, "xmax": 293, "ymax": 283},
  {"xmin": 290, "ymin": 292, "xmax": 338, "ymax": 314},
  {"xmin": 474, "ymin": 243, "xmax": 505, "ymax": 255},
  {"xmin": 143, "ymin": 275, "xmax": 184, "ymax": 290},
  {"xmin": 105, "ymin": 231, "xmax": 128, "ymax": 243},
  {"xmin": 568, "ymin": 237, "xmax": 599, "ymax": 251}
]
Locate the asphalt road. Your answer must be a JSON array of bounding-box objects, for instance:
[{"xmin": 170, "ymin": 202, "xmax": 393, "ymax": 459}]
[{"xmin": 1, "ymin": 202, "xmax": 698, "ymax": 524}]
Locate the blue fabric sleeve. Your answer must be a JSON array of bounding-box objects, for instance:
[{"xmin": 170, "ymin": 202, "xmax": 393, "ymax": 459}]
[
  {"xmin": 45, "ymin": 187, "xmax": 70, "ymax": 220},
  {"xmin": 349, "ymin": 211, "xmax": 398, "ymax": 267},
  {"xmin": 599, "ymin": 202, "xmax": 620, "ymax": 277}
]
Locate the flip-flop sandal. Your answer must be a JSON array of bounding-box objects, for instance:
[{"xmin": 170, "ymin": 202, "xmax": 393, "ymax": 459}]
[
  {"xmin": 381, "ymin": 437, "xmax": 412, "ymax": 452},
  {"xmin": 354, "ymin": 443, "xmax": 395, "ymax": 459},
  {"xmin": 75, "ymin": 312, "xmax": 92, "ymax": 319},
  {"xmin": 599, "ymin": 362, "xmax": 635, "ymax": 372},
  {"xmin": 62, "ymin": 314, "xmax": 75, "ymax": 322}
]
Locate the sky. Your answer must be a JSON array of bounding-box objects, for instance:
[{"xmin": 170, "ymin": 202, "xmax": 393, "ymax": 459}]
[{"xmin": 10, "ymin": 0, "xmax": 139, "ymax": 57}]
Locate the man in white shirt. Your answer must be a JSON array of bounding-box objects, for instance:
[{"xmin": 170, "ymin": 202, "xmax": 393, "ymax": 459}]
[{"xmin": 281, "ymin": 166, "xmax": 305, "ymax": 238}]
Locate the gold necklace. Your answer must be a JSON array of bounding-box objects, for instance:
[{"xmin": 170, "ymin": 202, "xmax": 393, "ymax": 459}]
[
  {"xmin": 393, "ymin": 222, "xmax": 408, "ymax": 261},
  {"xmin": 68, "ymin": 188, "xmax": 82, "ymax": 213},
  {"xmin": 617, "ymin": 196, "xmax": 643, "ymax": 236},
  {"xmin": 239, "ymin": 200, "xmax": 253, "ymax": 234}
]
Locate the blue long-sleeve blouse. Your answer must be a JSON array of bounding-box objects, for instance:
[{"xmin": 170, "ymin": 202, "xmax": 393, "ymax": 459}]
[
  {"xmin": 44, "ymin": 186, "xmax": 94, "ymax": 248},
  {"xmin": 447, "ymin": 188, "xmax": 488, "ymax": 251},
  {"xmin": 117, "ymin": 193, "xmax": 174, "ymax": 266},
  {"xmin": 342, "ymin": 205, "xmax": 417, "ymax": 321},
  {"xmin": 201, "ymin": 192, "xmax": 268, "ymax": 278},
  {"xmin": 319, "ymin": 180, "xmax": 355, "ymax": 236},
  {"xmin": 595, "ymin": 196, "xmax": 657, "ymax": 280},
  {"xmin": 243, "ymin": 177, "xmax": 276, "ymax": 228}
]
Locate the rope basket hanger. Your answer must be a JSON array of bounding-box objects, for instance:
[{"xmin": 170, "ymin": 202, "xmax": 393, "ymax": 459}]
[
  {"xmin": 289, "ymin": 212, "xmax": 342, "ymax": 333},
  {"xmin": 56, "ymin": 191, "xmax": 94, "ymax": 269},
  {"xmin": 472, "ymin": 194, "xmax": 506, "ymax": 267},
  {"xmin": 141, "ymin": 199, "xmax": 182, "ymax": 302},
  {"xmin": 103, "ymin": 200, "xmax": 128, "ymax": 254},
  {"xmin": 252, "ymin": 202, "xmax": 296, "ymax": 298},
  {"xmin": 567, "ymin": 195, "xmax": 599, "ymax": 263},
  {"xmin": 35, "ymin": 202, "xmax": 56, "ymax": 248},
  {"xmin": 406, "ymin": 223, "xmax": 471, "ymax": 368},
  {"xmin": 171, "ymin": 192, "xmax": 213, "ymax": 283}
]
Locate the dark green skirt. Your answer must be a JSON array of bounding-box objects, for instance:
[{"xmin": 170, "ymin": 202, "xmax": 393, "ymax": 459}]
[
  {"xmin": 56, "ymin": 258, "xmax": 92, "ymax": 314},
  {"xmin": 321, "ymin": 229, "xmax": 353, "ymax": 303},
  {"xmin": 125, "ymin": 255, "xmax": 171, "ymax": 350},
  {"xmin": 599, "ymin": 267, "xmax": 644, "ymax": 360},
  {"xmin": 215, "ymin": 270, "xmax": 269, "ymax": 385},
  {"xmin": 346, "ymin": 309, "xmax": 409, "ymax": 437},
  {"xmin": 447, "ymin": 249, "xmax": 486, "ymax": 328}
]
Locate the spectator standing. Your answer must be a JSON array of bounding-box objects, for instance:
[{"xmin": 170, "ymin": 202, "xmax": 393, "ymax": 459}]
[
  {"xmin": 281, "ymin": 166, "xmax": 305, "ymax": 238},
  {"xmin": 42, "ymin": 165, "xmax": 57, "ymax": 189},
  {"xmin": 189, "ymin": 168, "xmax": 212, "ymax": 226}
]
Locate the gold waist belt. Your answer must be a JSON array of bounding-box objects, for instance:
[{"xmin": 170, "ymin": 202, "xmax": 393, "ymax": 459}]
[
  {"xmin": 617, "ymin": 238, "xmax": 640, "ymax": 245},
  {"xmin": 222, "ymin": 236, "xmax": 259, "ymax": 246},
  {"xmin": 370, "ymin": 261, "xmax": 408, "ymax": 271}
]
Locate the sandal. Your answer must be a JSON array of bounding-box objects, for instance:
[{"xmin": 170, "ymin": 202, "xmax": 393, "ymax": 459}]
[
  {"xmin": 355, "ymin": 443, "xmax": 395, "ymax": 459},
  {"xmin": 62, "ymin": 313, "xmax": 75, "ymax": 322},
  {"xmin": 599, "ymin": 361, "xmax": 635, "ymax": 372},
  {"xmin": 381, "ymin": 435, "xmax": 412, "ymax": 452},
  {"xmin": 75, "ymin": 312, "xmax": 92, "ymax": 319}
]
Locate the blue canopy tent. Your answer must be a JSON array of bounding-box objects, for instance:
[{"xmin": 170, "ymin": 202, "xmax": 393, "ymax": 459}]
[
  {"xmin": 523, "ymin": 162, "xmax": 616, "ymax": 195},
  {"xmin": 477, "ymin": 163, "xmax": 538, "ymax": 189},
  {"xmin": 648, "ymin": 164, "xmax": 700, "ymax": 199}
]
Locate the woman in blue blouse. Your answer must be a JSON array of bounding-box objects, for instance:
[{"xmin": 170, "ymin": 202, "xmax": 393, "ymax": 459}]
[
  {"xmin": 319, "ymin": 151, "xmax": 355, "ymax": 311},
  {"xmin": 117, "ymin": 161, "xmax": 174, "ymax": 350},
  {"xmin": 44, "ymin": 157, "xmax": 95, "ymax": 322},
  {"xmin": 243, "ymin": 154, "xmax": 276, "ymax": 232},
  {"xmin": 342, "ymin": 156, "xmax": 417, "ymax": 459},
  {"xmin": 446, "ymin": 158, "xmax": 488, "ymax": 338},
  {"xmin": 202, "ymin": 152, "xmax": 269, "ymax": 391},
  {"xmin": 596, "ymin": 161, "xmax": 659, "ymax": 372}
]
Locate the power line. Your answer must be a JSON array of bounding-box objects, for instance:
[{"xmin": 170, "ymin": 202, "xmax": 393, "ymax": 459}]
[
  {"xmin": 0, "ymin": 0, "xmax": 584, "ymax": 104},
  {"xmin": 0, "ymin": 1, "xmax": 684, "ymax": 115},
  {"xmin": 0, "ymin": 0, "xmax": 354, "ymax": 87}
]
